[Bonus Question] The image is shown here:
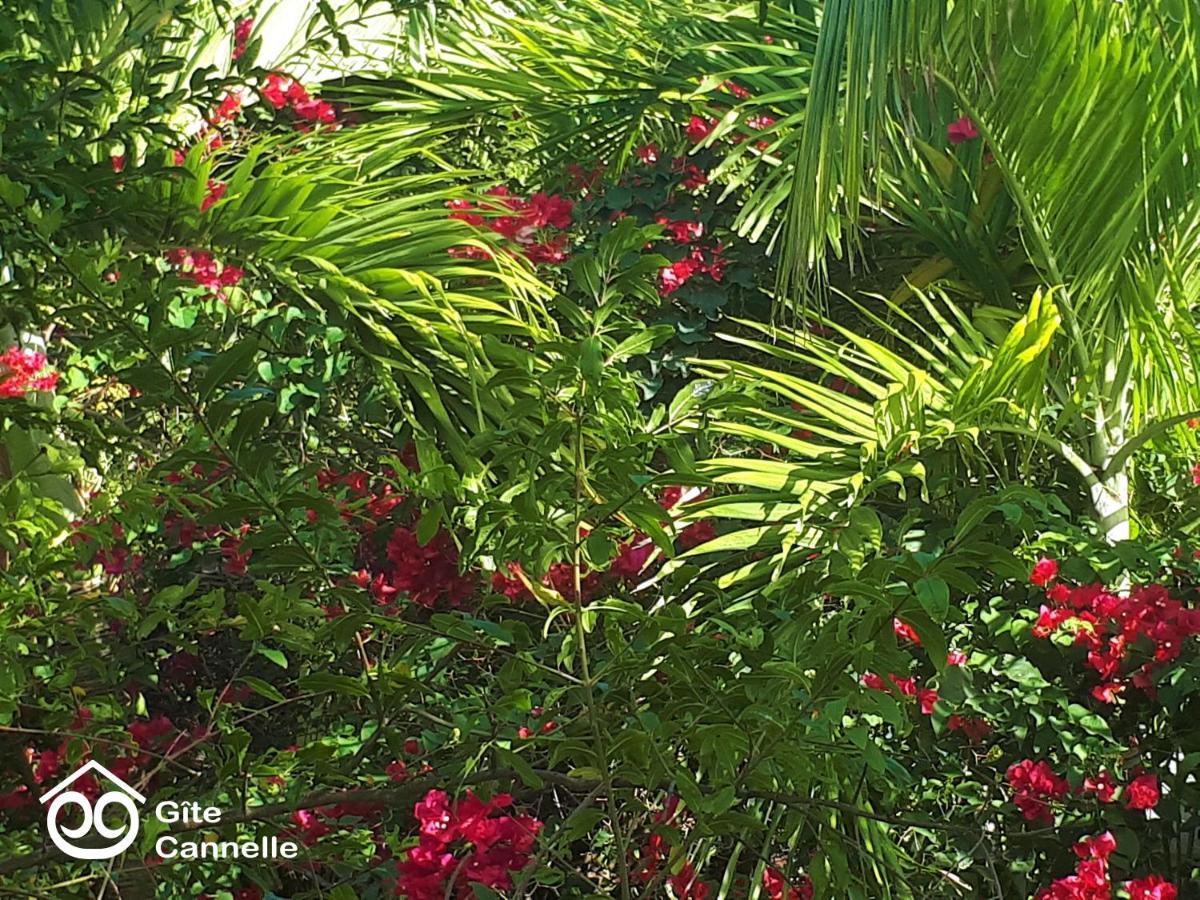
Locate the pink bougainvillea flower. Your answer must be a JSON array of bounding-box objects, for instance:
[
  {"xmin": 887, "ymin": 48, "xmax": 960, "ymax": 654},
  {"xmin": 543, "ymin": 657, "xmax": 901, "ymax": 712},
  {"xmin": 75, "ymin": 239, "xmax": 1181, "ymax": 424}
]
[
  {"xmin": 721, "ymin": 80, "xmax": 751, "ymax": 99},
  {"xmin": 893, "ymin": 618, "xmax": 921, "ymax": 644},
  {"xmin": 0, "ymin": 347, "xmax": 60, "ymax": 398},
  {"xmin": 947, "ymin": 115, "xmax": 979, "ymax": 144},
  {"xmin": 1192, "ymin": 461, "xmax": 1200, "ymax": 485},
  {"xmin": 1029, "ymin": 557, "xmax": 1059, "ymax": 586},
  {"xmin": 946, "ymin": 649, "xmax": 967, "ymax": 666},
  {"xmin": 1124, "ymin": 773, "xmax": 1160, "ymax": 810}
]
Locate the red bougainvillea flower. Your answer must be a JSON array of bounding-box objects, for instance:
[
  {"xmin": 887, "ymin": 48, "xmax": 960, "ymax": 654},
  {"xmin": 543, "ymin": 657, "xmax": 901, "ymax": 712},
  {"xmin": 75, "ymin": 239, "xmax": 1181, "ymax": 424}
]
[
  {"xmin": 636, "ymin": 143, "xmax": 661, "ymax": 164},
  {"xmin": 762, "ymin": 867, "xmax": 813, "ymax": 900},
  {"xmin": 893, "ymin": 618, "xmax": 921, "ymax": 644},
  {"xmin": 656, "ymin": 217, "xmax": 705, "ymax": 243},
  {"xmin": 200, "ymin": 179, "xmax": 227, "ymax": 213},
  {"xmin": 946, "ymin": 649, "xmax": 967, "ymax": 666},
  {"xmin": 1125, "ymin": 875, "xmax": 1178, "ymax": 900},
  {"xmin": 261, "ymin": 73, "xmax": 292, "ymax": 109},
  {"xmin": 492, "ymin": 562, "xmax": 533, "ymax": 602},
  {"xmin": 395, "ymin": 789, "xmax": 541, "ymax": 900},
  {"xmin": 128, "ymin": 715, "xmax": 174, "ymax": 747},
  {"xmin": 232, "ymin": 17, "xmax": 254, "ymax": 59},
  {"xmin": 445, "ymin": 186, "xmax": 573, "ymax": 266},
  {"xmin": 208, "ymin": 91, "xmax": 243, "ymax": 125},
  {"xmin": 0, "ymin": 347, "xmax": 60, "ymax": 398},
  {"xmin": 947, "ymin": 116, "xmax": 979, "ymax": 144},
  {"xmin": 1083, "ymin": 770, "xmax": 1117, "ymax": 803},
  {"xmin": 861, "ymin": 672, "xmax": 887, "ymax": 691},
  {"xmin": 1006, "ymin": 759, "xmax": 1069, "ymax": 823},
  {"xmin": 721, "ymin": 80, "xmax": 752, "ymax": 99},
  {"xmin": 947, "ymin": 715, "xmax": 991, "ymax": 742},
  {"xmin": 685, "ymin": 115, "xmax": 717, "ymax": 144},
  {"xmin": 678, "ymin": 520, "xmax": 716, "ymax": 550},
  {"xmin": 164, "ymin": 248, "xmax": 244, "ymax": 297},
  {"xmin": 610, "ymin": 534, "xmax": 655, "ymax": 583},
  {"xmin": 668, "ymin": 861, "xmax": 711, "ymax": 900},
  {"xmin": 917, "ymin": 687, "xmax": 939, "ymax": 715},
  {"xmin": 657, "ymin": 256, "xmax": 703, "ymax": 295},
  {"xmin": 385, "ymin": 526, "xmax": 476, "ymax": 609},
  {"xmin": 1029, "ymin": 577, "xmax": 1200, "ymax": 699},
  {"xmin": 111, "ymin": 154, "xmax": 126, "ymax": 173},
  {"xmin": 1073, "ymin": 831, "xmax": 1117, "ymax": 861},
  {"xmin": 1029, "ymin": 557, "xmax": 1059, "ymax": 586},
  {"xmin": 1035, "ymin": 832, "xmax": 1113, "ymax": 899},
  {"xmin": 1124, "ymin": 772, "xmax": 1160, "ymax": 810}
]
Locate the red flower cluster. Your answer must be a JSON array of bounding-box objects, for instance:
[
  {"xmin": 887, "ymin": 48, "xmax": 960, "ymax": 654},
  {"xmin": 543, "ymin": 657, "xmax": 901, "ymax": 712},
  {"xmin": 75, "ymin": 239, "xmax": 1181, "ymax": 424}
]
[
  {"xmin": 1126, "ymin": 875, "xmax": 1178, "ymax": 900},
  {"xmin": 1034, "ymin": 830, "xmax": 1115, "ymax": 900},
  {"xmin": 493, "ymin": 489, "xmax": 713, "ymax": 602},
  {"xmin": 763, "ymin": 866, "xmax": 814, "ymax": 900},
  {"xmin": 232, "ymin": 17, "xmax": 254, "ymax": 60},
  {"xmin": 1006, "ymin": 759, "xmax": 1070, "ymax": 823},
  {"xmin": 164, "ymin": 248, "xmax": 244, "ymax": 297},
  {"xmin": 1034, "ymin": 831, "xmax": 1176, "ymax": 900},
  {"xmin": 384, "ymin": 527, "xmax": 475, "ymax": 610},
  {"xmin": 209, "ymin": 91, "xmax": 243, "ymax": 126},
  {"xmin": 657, "ymin": 246, "xmax": 726, "ymax": 297},
  {"xmin": 861, "ymin": 671, "xmax": 939, "ymax": 716},
  {"xmin": 0, "ymin": 346, "xmax": 60, "ymax": 398},
  {"xmin": 1029, "ymin": 569, "xmax": 1200, "ymax": 703},
  {"xmin": 260, "ymin": 73, "xmax": 338, "ymax": 128},
  {"xmin": 394, "ymin": 789, "xmax": 541, "ymax": 900},
  {"xmin": 446, "ymin": 186, "xmax": 573, "ymax": 266}
]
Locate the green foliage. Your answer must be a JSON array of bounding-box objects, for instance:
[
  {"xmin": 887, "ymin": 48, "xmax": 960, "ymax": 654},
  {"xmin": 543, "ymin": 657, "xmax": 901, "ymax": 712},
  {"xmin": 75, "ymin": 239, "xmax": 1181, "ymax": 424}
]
[{"xmin": 3, "ymin": 3, "xmax": 1200, "ymax": 900}]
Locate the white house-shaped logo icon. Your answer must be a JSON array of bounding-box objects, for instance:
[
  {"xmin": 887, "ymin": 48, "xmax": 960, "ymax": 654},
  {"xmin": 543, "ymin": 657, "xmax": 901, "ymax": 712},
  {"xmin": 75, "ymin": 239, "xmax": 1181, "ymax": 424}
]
[{"xmin": 40, "ymin": 761, "xmax": 145, "ymax": 860}]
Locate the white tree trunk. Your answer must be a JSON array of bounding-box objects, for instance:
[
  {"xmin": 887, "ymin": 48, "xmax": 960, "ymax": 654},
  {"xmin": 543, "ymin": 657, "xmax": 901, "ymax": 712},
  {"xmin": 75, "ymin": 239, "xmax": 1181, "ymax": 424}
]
[{"xmin": 1090, "ymin": 472, "xmax": 1130, "ymax": 544}]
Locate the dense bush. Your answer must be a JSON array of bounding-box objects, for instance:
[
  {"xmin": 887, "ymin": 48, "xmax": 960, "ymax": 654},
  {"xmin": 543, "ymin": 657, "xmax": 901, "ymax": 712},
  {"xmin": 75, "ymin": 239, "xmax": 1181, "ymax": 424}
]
[{"xmin": 2, "ymin": 2, "xmax": 1200, "ymax": 899}]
